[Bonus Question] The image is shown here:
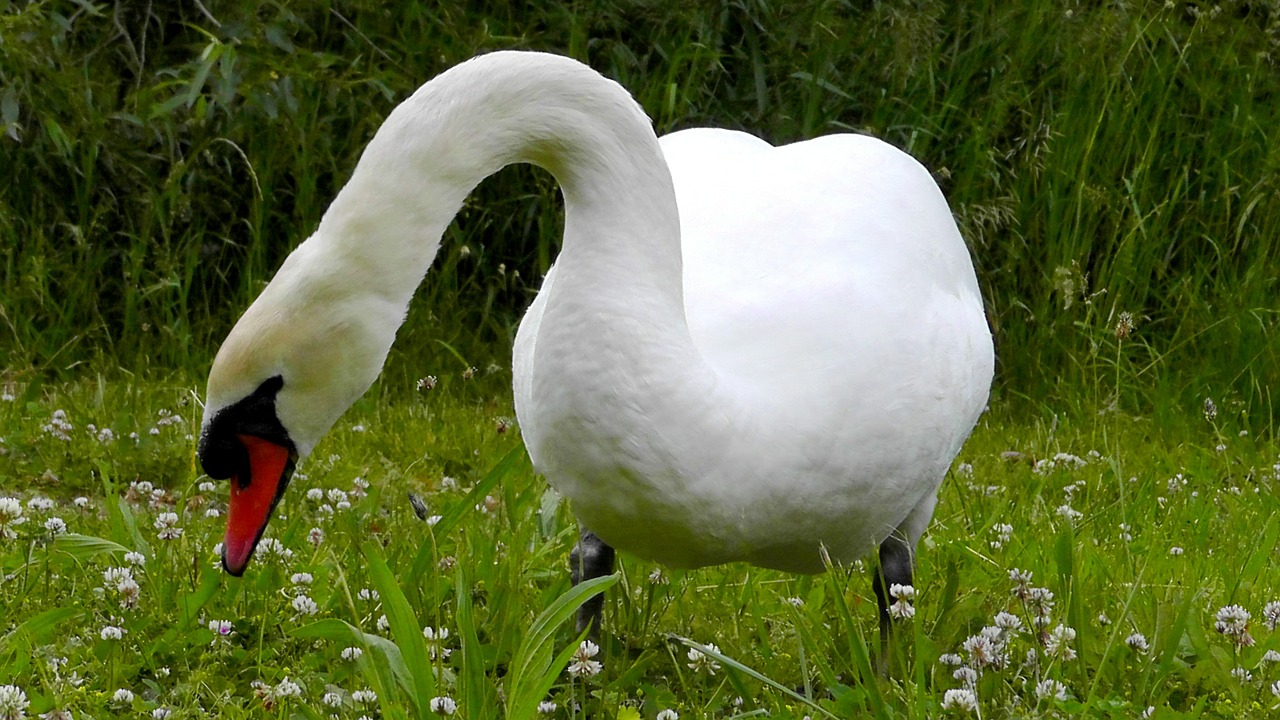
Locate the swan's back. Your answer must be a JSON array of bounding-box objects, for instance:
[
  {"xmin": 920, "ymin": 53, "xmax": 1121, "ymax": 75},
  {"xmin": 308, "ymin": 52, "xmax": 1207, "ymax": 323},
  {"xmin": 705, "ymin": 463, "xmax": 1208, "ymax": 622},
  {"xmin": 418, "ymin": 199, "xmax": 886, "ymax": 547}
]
[{"xmin": 517, "ymin": 125, "xmax": 993, "ymax": 572}]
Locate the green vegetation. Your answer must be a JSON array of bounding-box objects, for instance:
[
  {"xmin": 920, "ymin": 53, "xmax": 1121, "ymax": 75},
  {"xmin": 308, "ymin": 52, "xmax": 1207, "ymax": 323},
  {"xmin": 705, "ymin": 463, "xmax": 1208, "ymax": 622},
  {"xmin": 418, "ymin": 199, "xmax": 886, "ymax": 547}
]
[
  {"xmin": 2, "ymin": 1, "xmax": 1278, "ymax": 718},
  {"xmin": 1, "ymin": 0, "xmax": 1276, "ymax": 414},
  {"xmin": 0, "ymin": 380, "xmax": 1278, "ymax": 718}
]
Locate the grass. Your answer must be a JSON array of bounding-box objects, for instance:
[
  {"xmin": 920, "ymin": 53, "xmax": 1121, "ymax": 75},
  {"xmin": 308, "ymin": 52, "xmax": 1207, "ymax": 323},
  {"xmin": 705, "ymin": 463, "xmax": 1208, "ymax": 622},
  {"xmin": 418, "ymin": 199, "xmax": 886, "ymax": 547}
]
[{"xmin": 1, "ymin": 375, "xmax": 1278, "ymax": 718}]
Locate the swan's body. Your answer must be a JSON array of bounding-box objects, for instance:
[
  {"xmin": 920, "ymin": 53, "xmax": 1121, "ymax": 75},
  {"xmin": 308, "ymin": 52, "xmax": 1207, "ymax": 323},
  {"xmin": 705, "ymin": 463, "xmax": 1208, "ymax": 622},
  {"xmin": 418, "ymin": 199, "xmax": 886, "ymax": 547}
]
[
  {"xmin": 515, "ymin": 126, "xmax": 989, "ymax": 573},
  {"xmin": 198, "ymin": 52, "xmax": 992, "ymax": 626}
]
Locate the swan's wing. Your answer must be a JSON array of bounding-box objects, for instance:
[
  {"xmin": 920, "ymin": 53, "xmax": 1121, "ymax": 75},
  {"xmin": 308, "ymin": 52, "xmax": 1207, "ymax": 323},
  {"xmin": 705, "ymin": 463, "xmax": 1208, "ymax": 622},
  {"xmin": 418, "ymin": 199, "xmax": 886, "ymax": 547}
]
[
  {"xmin": 513, "ymin": 263, "xmax": 558, "ymax": 473},
  {"xmin": 660, "ymin": 129, "xmax": 992, "ymax": 458}
]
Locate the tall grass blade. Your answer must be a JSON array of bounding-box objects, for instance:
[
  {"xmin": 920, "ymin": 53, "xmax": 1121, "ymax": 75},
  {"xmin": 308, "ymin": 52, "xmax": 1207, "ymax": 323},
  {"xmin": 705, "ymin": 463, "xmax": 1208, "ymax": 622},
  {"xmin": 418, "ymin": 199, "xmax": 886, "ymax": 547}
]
[
  {"xmin": 362, "ymin": 541, "xmax": 435, "ymax": 718},
  {"xmin": 505, "ymin": 573, "xmax": 619, "ymax": 720}
]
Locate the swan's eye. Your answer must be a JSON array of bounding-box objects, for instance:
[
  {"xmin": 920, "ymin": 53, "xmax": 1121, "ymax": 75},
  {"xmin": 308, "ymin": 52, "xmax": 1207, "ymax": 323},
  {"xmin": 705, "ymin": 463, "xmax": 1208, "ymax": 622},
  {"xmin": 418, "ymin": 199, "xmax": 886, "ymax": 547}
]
[{"xmin": 198, "ymin": 376, "xmax": 293, "ymax": 483}]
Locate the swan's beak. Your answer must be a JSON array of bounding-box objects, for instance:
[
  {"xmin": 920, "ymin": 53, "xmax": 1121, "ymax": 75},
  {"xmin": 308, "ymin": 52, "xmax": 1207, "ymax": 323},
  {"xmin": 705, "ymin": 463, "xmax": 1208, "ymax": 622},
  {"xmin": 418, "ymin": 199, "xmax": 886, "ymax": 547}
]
[{"xmin": 223, "ymin": 434, "xmax": 295, "ymax": 576}]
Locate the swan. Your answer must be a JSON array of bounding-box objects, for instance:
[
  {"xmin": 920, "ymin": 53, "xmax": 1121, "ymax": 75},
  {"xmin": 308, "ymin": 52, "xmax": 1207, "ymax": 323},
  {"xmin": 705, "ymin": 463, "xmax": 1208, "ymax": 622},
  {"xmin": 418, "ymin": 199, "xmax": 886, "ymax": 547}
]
[{"xmin": 197, "ymin": 51, "xmax": 994, "ymax": 640}]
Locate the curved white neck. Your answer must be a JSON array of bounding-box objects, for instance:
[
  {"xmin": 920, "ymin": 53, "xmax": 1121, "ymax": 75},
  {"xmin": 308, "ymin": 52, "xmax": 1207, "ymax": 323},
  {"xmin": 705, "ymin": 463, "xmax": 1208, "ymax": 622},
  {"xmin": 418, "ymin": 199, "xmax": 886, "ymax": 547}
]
[
  {"xmin": 315, "ymin": 52, "xmax": 684, "ymax": 318},
  {"xmin": 304, "ymin": 52, "xmax": 720, "ymax": 423}
]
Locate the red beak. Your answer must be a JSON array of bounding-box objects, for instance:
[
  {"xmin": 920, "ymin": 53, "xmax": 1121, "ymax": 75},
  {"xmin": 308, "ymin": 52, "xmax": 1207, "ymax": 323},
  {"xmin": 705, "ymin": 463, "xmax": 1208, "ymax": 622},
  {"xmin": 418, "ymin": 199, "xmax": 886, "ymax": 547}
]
[{"xmin": 223, "ymin": 434, "xmax": 292, "ymax": 575}]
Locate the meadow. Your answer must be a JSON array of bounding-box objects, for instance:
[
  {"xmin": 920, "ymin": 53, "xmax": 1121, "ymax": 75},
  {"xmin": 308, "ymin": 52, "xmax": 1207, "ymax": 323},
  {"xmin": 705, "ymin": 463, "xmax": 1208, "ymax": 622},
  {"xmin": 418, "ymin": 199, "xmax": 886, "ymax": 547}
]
[
  {"xmin": 0, "ymin": 374, "xmax": 1278, "ymax": 719},
  {"xmin": 2, "ymin": 0, "xmax": 1279, "ymax": 718}
]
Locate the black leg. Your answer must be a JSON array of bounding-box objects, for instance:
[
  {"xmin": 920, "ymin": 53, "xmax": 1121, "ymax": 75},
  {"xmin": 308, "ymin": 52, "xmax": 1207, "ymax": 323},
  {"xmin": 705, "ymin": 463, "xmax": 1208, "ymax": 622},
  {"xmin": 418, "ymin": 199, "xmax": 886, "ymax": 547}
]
[
  {"xmin": 872, "ymin": 531, "xmax": 914, "ymax": 673},
  {"xmin": 570, "ymin": 527, "xmax": 615, "ymax": 639}
]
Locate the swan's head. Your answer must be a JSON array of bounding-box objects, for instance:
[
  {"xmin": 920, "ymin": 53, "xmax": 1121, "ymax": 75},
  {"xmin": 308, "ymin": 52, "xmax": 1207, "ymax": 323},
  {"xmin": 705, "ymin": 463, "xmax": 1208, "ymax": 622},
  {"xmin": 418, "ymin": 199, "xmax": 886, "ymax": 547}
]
[{"xmin": 198, "ymin": 237, "xmax": 402, "ymax": 575}]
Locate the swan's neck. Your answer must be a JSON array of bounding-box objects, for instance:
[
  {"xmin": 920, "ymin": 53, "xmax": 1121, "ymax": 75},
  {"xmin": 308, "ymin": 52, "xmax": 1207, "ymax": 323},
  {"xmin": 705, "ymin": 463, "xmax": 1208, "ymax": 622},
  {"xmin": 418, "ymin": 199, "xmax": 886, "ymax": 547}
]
[{"xmin": 308, "ymin": 51, "xmax": 711, "ymax": 419}]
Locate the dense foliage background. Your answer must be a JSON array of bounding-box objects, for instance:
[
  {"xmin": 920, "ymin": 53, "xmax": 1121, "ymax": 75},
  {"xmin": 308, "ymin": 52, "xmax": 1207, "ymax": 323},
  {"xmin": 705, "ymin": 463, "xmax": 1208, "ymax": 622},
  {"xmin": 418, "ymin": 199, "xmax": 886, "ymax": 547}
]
[{"xmin": 1, "ymin": 0, "xmax": 1277, "ymax": 422}]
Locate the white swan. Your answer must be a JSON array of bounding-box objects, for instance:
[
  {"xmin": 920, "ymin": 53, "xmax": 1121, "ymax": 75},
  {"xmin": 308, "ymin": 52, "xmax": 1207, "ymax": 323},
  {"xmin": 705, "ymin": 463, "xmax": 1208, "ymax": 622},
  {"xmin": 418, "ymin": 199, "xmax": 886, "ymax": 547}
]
[{"xmin": 197, "ymin": 51, "xmax": 993, "ymax": 636}]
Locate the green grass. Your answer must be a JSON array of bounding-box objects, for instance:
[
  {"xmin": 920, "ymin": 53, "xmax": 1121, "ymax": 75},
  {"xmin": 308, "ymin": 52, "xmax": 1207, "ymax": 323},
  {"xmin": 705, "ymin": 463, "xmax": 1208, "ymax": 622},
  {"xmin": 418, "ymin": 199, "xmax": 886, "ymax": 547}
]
[{"xmin": 1, "ymin": 376, "xmax": 1278, "ymax": 718}]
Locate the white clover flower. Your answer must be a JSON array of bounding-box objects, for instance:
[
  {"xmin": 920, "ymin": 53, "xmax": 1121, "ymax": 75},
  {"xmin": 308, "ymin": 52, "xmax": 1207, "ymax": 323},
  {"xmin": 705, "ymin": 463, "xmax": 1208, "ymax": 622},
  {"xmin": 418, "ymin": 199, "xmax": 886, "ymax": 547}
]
[
  {"xmin": 938, "ymin": 653, "xmax": 963, "ymax": 667},
  {"xmin": 567, "ymin": 639, "xmax": 603, "ymax": 677},
  {"xmin": 73, "ymin": 496, "xmax": 90, "ymax": 508},
  {"xmin": 686, "ymin": 644, "xmax": 721, "ymax": 675},
  {"xmin": 0, "ymin": 684, "xmax": 28, "ymax": 719},
  {"xmin": 308, "ymin": 527, "xmax": 324, "ymax": 546},
  {"xmin": 0, "ymin": 498, "xmax": 27, "ymax": 538},
  {"xmin": 290, "ymin": 573, "xmax": 313, "ymax": 586},
  {"xmin": 1034, "ymin": 679, "xmax": 1068, "ymax": 701},
  {"xmin": 257, "ymin": 537, "xmax": 293, "ymax": 561},
  {"xmin": 207, "ymin": 620, "xmax": 233, "ymax": 637},
  {"xmin": 291, "ymin": 595, "xmax": 319, "ymax": 616},
  {"xmin": 422, "ymin": 626, "xmax": 452, "ymax": 660},
  {"xmin": 322, "ymin": 692, "xmax": 343, "ymax": 708},
  {"xmin": 1262, "ymin": 601, "xmax": 1280, "ymax": 631},
  {"xmin": 26, "ymin": 497, "xmax": 54, "ymax": 513},
  {"xmin": 114, "ymin": 577, "xmax": 141, "ymax": 610},
  {"xmin": 351, "ymin": 476, "xmax": 370, "ymax": 498},
  {"xmin": 42, "ymin": 410, "xmax": 73, "ymax": 440},
  {"xmin": 1271, "ymin": 679, "xmax": 1280, "ymax": 699},
  {"xmin": 941, "ymin": 687, "xmax": 978, "ymax": 713},
  {"xmin": 1231, "ymin": 666, "xmax": 1252, "ymax": 682},
  {"xmin": 43, "ymin": 517, "xmax": 67, "ymax": 534},
  {"xmin": 993, "ymin": 611, "xmax": 1024, "ymax": 634},
  {"xmin": 989, "ymin": 523, "xmax": 1013, "ymax": 549},
  {"xmin": 1055, "ymin": 504, "xmax": 1083, "ymax": 523},
  {"xmin": 327, "ymin": 488, "xmax": 348, "ymax": 504},
  {"xmin": 426, "ymin": 515, "xmax": 442, "ymax": 526},
  {"xmin": 429, "ymin": 696, "xmax": 456, "ymax": 715},
  {"xmin": 888, "ymin": 583, "xmax": 916, "ymax": 619},
  {"xmin": 656, "ymin": 710, "xmax": 679, "ymax": 720},
  {"xmin": 358, "ymin": 588, "xmax": 379, "ymax": 602},
  {"xmin": 351, "ymin": 424, "xmax": 366, "ymax": 433},
  {"xmin": 111, "ymin": 688, "xmax": 134, "ymax": 705},
  {"xmin": 198, "ymin": 481, "xmax": 216, "ymax": 493},
  {"xmin": 537, "ymin": 700, "xmax": 557, "ymax": 713},
  {"xmin": 152, "ymin": 708, "xmax": 172, "ymax": 719},
  {"xmin": 305, "ymin": 488, "xmax": 324, "ymax": 502},
  {"xmin": 952, "ymin": 666, "xmax": 978, "ymax": 687},
  {"xmin": 376, "ymin": 615, "xmax": 390, "ymax": 632},
  {"xmin": 1169, "ymin": 546, "xmax": 1183, "ymax": 556},
  {"xmin": 1028, "ymin": 587, "xmax": 1055, "ymax": 618},
  {"xmin": 961, "ymin": 628, "xmax": 1008, "ymax": 670},
  {"xmin": 1260, "ymin": 649, "xmax": 1280, "ymax": 664},
  {"xmin": 1215, "ymin": 605, "xmax": 1254, "ymax": 647},
  {"xmin": 1009, "ymin": 568, "xmax": 1033, "ymax": 597},
  {"xmin": 273, "ymin": 678, "xmax": 302, "ymax": 699},
  {"xmin": 100, "ymin": 625, "xmax": 125, "ymax": 640},
  {"xmin": 1045, "ymin": 625, "xmax": 1077, "ymax": 661},
  {"xmin": 786, "ymin": 596, "xmax": 804, "ymax": 607},
  {"xmin": 204, "ymin": 508, "xmax": 221, "ymax": 519},
  {"xmin": 351, "ymin": 689, "xmax": 377, "ymax": 704},
  {"xmin": 1125, "ymin": 632, "xmax": 1149, "ymax": 653},
  {"xmin": 124, "ymin": 551, "xmax": 145, "ymax": 567},
  {"xmin": 154, "ymin": 512, "xmax": 182, "ymax": 540},
  {"xmin": 1052, "ymin": 452, "xmax": 1087, "ymax": 469},
  {"xmin": 341, "ymin": 646, "xmax": 364, "ymax": 661}
]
